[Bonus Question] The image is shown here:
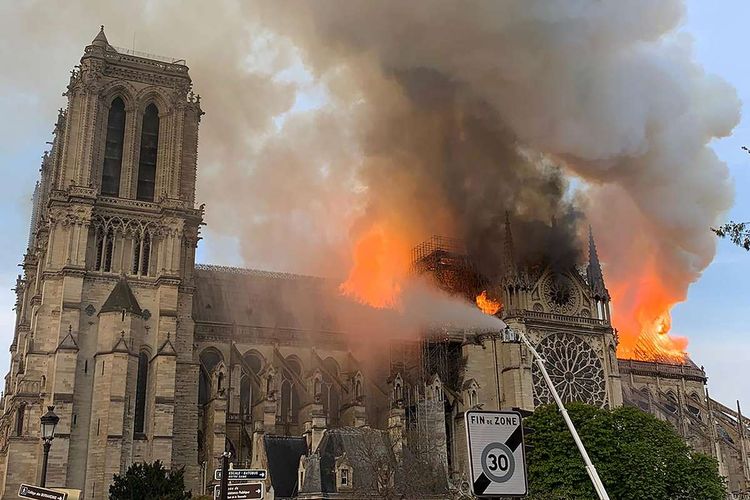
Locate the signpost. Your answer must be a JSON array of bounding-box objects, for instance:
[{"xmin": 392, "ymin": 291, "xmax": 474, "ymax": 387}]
[
  {"xmin": 18, "ymin": 484, "xmax": 68, "ymax": 500},
  {"xmin": 464, "ymin": 410, "xmax": 527, "ymax": 497},
  {"xmin": 214, "ymin": 469, "xmax": 267, "ymax": 481},
  {"xmin": 212, "ymin": 482, "xmax": 264, "ymax": 500}
]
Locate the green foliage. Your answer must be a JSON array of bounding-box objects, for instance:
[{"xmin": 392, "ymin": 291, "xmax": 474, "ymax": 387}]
[
  {"xmin": 525, "ymin": 403, "xmax": 726, "ymax": 500},
  {"xmin": 712, "ymin": 221, "xmax": 750, "ymax": 250},
  {"xmin": 109, "ymin": 460, "xmax": 192, "ymax": 500}
]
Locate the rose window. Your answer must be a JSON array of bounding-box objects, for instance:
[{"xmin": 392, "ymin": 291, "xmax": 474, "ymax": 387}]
[
  {"xmin": 532, "ymin": 333, "xmax": 607, "ymax": 408},
  {"xmin": 540, "ymin": 272, "xmax": 579, "ymax": 315}
]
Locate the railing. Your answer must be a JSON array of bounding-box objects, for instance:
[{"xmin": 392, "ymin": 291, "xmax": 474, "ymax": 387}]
[
  {"xmin": 111, "ymin": 45, "xmax": 186, "ymax": 65},
  {"xmin": 512, "ymin": 309, "xmax": 608, "ymax": 327},
  {"xmin": 619, "ymin": 358, "xmax": 706, "ymax": 380}
]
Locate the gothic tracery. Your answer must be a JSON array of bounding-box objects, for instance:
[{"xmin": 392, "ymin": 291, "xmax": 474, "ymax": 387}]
[{"xmin": 532, "ymin": 333, "xmax": 607, "ymax": 408}]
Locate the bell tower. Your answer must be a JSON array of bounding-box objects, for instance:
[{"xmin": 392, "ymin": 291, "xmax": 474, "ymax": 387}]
[
  {"xmin": 498, "ymin": 217, "xmax": 622, "ymax": 411},
  {"xmin": 0, "ymin": 27, "xmax": 204, "ymax": 498}
]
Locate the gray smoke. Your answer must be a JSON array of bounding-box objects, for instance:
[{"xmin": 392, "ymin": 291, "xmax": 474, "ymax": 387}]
[{"xmin": 0, "ymin": 1, "xmax": 740, "ymax": 352}]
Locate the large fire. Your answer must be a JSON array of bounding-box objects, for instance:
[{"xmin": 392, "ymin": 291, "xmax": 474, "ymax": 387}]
[
  {"xmin": 341, "ymin": 227, "xmax": 689, "ymax": 365},
  {"xmin": 339, "ymin": 223, "xmax": 411, "ymax": 309},
  {"xmin": 608, "ymin": 260, "xmax": 688, "ymax": 364},
  {"xmin": 475, "ymin": 291, "xmax": 502, "ymax": 315}
]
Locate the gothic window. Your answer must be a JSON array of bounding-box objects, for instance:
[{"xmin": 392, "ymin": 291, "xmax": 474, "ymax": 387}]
[
  {"xmin": 96, "ymin": 228, "xmax": 114, "ymax": 272},
  {"xmin": 281, "ymin": 358, "xmax": 301, "ymax": 424},
  {"xmin": 240, "ymin": 350, "xmax": 265, "ymax": 417},
  {"xmin": 136, "ymin": 104, "xmax": 159, "ymax": 202},
  {"xmin": 199, "ymin": 349, "xmax": 223, "ymax": 406},
  {"xmin": 354, "ymin": 378, "xmax": 362, "ymax": 399},
  {"xmin": 323, "ymin": 360, "xmax": 341, "ymax": 426},
  {"xmin": 240, "ymin": 376, "xmax": 252, "ymax": 417},
  {"xmin": 101, "ymin": 97, "xmax": 126, "ymax": 196},
  {"xmin": 313, "ymin": 377, "xmax": 322, "ymax": 396},
  {"xmin": 468, "ymin": 388, "xmax": 478, "ymax": 407},
  {"xmin": 532, "ymin": 333, "xmax": 607, "ymax": 408},
  {"xmin": 134, "ymin": 351, "xmax": 148, "ymax": 435},
  {"xmin": 140, "ymin": 232, "xmax": 151, "ymax": 276},
  {"xmin": 132, "ymin": 235, "xmax": 141, "ymax": 275},
  {"xmin": 15, "ymin": 402, "xmax": 25, "ymax": 436}
]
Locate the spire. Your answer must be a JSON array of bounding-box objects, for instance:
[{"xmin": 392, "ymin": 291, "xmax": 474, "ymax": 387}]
[
  {"xmin": 587, "ymin": 226, "xmax": 609, "ymax": 300},
  {"xmin": 100, "ymin": 277, "xmax": 143, "ymax": 316},
  {"xmin": 91, "ymin": 25, "xmax": 109, "ymax": 47}
]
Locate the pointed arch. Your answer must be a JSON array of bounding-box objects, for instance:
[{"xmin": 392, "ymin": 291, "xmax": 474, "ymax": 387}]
[
  {"xmin": 199, "ymin": 347, "xmax": 224, "ymax": 406},
  {"xmin": 281, "ymin": 356, "xmax": 302, "ymax": 424},
  {"xmin": 101, "ymin": 97, "xmax": 126, "ymax": 196},
  {"xmin": 321, "ymin": 357, "xmax": 341, "ymax": 426},
  {"xmin": 134, "ymin": 351, "xmax": 149, "ymax": 435},
  {"xmin": 15, "ymin": 402, "xmax": 26, "ymax": 436},
  {"xmin": 136, "ymin": 103, "xmax": 159, "ymax": 201}
]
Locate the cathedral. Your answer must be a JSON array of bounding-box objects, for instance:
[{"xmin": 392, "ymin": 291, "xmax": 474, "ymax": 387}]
[{"xmin": 0, "ymin": 29, "xmax": 747, "ymax": 499}]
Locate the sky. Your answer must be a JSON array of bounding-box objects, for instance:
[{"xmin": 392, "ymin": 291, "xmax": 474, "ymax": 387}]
[{"xmin": 0, "ymin": 1, "xmax": 747, "ymax": 407}]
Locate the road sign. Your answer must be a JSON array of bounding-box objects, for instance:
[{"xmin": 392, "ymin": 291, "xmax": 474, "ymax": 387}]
[
  {"xmin": 465, "ymin": 410, "xmax": 527, "ymax": 497},
  {"xmin": 18, "ymin": 484, "xmax": 68, "ymax": 500},
  {"xmin": 214, "ymin": 468, "xmax": 267, "ymax": 481},
  {"xmin": 213, "ymin": 482, "xmax": 264, "ymax": 499}
]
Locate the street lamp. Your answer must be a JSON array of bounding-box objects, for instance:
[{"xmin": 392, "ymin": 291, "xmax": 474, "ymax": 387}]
[{"xmin": 39, "ymin": 406, "xmax": 59, "ymax": 487}]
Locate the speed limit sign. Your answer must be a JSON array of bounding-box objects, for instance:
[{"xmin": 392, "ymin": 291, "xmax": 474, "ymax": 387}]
[{"xmin": 465, "ymin": 410, "xmax": 527, "ymax": 497}]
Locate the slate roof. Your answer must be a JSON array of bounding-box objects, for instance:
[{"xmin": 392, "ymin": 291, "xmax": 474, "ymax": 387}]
[
  {"xmin": 300, "ymin": 427, "xmax": 449, "ymax": 498},
  {"xmin": 192, "ymin": 264, "xmax": 340, "ymax": 331},
  {"xmin": 100, "ymin": 278, "xmax": 142, "ymax": 316},
  {"xmin": 264, "ymin": 435, "xmax": 308, "ymax": 498}
]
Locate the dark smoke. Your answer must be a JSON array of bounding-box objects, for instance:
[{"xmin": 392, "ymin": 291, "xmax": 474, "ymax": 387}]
[{"xmin": 361, "ymin": 66, "xmax": 583, "ymax": 278}]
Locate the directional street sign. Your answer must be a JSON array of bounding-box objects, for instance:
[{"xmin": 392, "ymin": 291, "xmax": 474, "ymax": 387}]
[
  {"xmin": 465, "ymin": 410, "xmax": 527, "ymax": 497},
  {"xmin": 214, "ymin": 468, "xmax": 267, "ymax": 481},
  {"xmin": 213, "ymin": 482, "xmax": 264, "ymax": 500},
  {"xmin": 18, "ymin": 484, "xmax": 68, "ymax": 500}
]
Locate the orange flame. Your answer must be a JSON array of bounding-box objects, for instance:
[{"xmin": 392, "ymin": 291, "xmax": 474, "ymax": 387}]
[
  {"xmin": 475, "ymin": 290, "xmax": 502, "ymax": 315},
  {"xmin": 339, "ymin": 223, "xmax": 411, "ymax": 309},
  {"xmin": 609, "ymin": 259, "xmax": 688, "ymax": 364}
]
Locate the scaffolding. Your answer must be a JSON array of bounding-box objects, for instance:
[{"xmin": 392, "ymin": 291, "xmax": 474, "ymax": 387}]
[{"xmin": 410, "ymin": 235, "xmax": 486, "ymax": 299}]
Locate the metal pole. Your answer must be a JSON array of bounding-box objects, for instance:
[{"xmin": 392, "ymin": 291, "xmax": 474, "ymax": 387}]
[
  {"xmin": 201, "ymin": 461, "xmax": 206, "ymax": 495},
  {"xmin": 220, "ymin": 451, "xmax": 230, "ymax": 500},
  {"xmin": 510, "ymin": 327, "xmax": 611, "ymax": 500},
  {"xmin": 40, "ymin": 440, "xmax": 51, "ymax": 487}
]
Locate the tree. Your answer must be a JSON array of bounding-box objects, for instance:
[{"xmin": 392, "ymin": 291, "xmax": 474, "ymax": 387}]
[
  {"xmin": 712, "ymin": 221, "xmax": 750, "ymax": 251},
  {"xmin": 110, "ymin": 460, "xmax": 192, "ymax": 500},
  {"xmin": 525, "ymin": 403, "xmax": 726, "ymax": 500},
  {"xmin": 350, "ymin": 427, "xmax": 447, "ymax": 499}
]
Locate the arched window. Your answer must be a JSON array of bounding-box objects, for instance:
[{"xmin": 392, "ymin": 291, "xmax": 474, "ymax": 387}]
[
  {"xmin": 134, "ymin": 352, "xmax": 149, "ymax": 435},
  {"xmin": 140, "ymin": 232, "xmax": 151, "ymax": 276},
  {"xmin": 132, "ymin": 235, "xmax": 140, "ymax": 275},
  {"xmin": 130, "ymin": 230, "xmax": 152, "ymax": 277},
  {"xmin": 15, "ymin": 403, "xmax": 26, "ymax": 436},
  {"xmin": 281, "ymin": 358, "xmax": 301, "ymax": 424},
  {"xmin": 240, "ymin": 376, "xmax": 252, "ymax": 417},
  {"xmin": 240, "ymin": 352, "xmax": 263, "ymax": 418},
  {"xmin": 322, "ymin": 358, "xmax": 340, "ymax": 426},
  {"xmin": 96, "ymin": 228, "xmax": 114, "ymax": 272},
  {"xmin": 199, "ymin": 349, "xmax": 223, "ymax": 406},
  {"xmin": 314, "ymin": 378, "xmax": 322, "ymax": 396},
  {"xmin": 101, "ymin": 98, "xmax": 126, "ymax": 196},
  {"xmin": 136, "ymin": 104, "xmax": 159, "ymax": 202}
]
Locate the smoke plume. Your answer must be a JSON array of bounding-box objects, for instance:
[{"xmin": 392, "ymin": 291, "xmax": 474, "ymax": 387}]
[{"xmin": 0, "ymin": 1, "xmax": 740, "ymax": 358}]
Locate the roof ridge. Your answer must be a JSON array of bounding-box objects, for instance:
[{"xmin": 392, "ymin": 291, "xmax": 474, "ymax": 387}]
[{"xmin": 195, "ymin": 263, "xmax": 324, "ymax": 281}]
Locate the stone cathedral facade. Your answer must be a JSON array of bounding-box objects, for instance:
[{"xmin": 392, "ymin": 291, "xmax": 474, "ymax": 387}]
[{"xmin": 0, "ymin": 30, "xmax": 747, "ymax": 499}]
